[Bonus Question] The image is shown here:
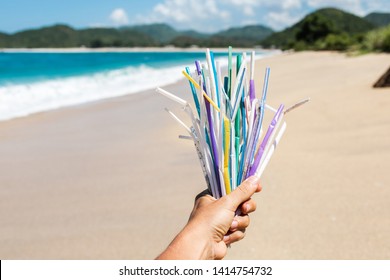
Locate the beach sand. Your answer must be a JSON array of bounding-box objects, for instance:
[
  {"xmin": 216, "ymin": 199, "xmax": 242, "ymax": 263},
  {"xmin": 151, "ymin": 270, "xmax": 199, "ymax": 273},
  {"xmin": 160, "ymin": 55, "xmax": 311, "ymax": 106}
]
[{"xmin": 0, "ymin": 51, "xmax": 389, "ymax": 259}]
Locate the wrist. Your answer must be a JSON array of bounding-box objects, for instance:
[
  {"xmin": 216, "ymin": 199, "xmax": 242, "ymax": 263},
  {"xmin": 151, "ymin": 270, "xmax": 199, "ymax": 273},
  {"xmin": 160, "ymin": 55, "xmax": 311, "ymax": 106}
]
[{"xmin": 157, "ymin": 221, "xmax": 213, "ymax": 260}]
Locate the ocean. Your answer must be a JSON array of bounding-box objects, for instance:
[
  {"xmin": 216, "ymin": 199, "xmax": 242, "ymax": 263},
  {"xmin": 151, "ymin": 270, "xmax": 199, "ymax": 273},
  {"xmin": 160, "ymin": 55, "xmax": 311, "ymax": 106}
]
[{"xmin": 0, "ymin": 49, "xmax": 278, "ymax": 121}]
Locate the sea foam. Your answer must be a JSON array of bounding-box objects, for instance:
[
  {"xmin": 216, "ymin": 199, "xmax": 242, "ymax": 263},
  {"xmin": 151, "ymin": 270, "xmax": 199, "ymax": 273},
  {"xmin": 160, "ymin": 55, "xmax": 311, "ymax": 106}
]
[
  {"xmin": 0, "ymin": 64, "xmax": 186, "ymax": 121},
  {"xmin": 0, "ymin": 50, "xmax": 279, "ymax": 122}
]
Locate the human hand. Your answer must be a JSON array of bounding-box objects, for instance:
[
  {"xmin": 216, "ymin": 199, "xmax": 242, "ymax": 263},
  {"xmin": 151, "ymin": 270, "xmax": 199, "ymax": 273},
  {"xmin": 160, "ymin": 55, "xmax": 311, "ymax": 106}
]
[{"xmin": 156, "ymin": 176, "xmax": 262, "ymax": 260}]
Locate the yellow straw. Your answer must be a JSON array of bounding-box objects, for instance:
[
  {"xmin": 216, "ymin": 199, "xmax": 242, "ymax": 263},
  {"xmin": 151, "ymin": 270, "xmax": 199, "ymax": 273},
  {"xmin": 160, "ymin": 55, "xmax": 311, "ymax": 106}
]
[
  {"xmin": 223, "ymin": 116, "xmax": 231, "ymax": 194},
  {"xmin": 182, "ymin": 71, "xmax": 220, "ymax": 112}
]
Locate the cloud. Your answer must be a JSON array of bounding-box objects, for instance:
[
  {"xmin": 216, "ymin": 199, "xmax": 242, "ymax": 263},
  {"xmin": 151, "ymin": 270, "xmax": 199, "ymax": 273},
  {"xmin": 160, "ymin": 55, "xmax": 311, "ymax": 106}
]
[
  {"xmin": 109, "ymin": 8, "xmax": 129, "ymax": 26},
  {"xmin": 134, "ymin": 0, "xmax": 390, "ymax": 32},
  {"xmin": 266, "ymin": 10, "xmax": 305, "ymax": 30},
  {"xmin": 364, "ymin": 0, "xmax": 390, "ymax": 10},
  {"xmin": 135, "ymin": 0, "xmax": 231, "ymax": 32},
  {"xmin": 281, "ymin": 0, "xmax": 302, "ymax": 9}
]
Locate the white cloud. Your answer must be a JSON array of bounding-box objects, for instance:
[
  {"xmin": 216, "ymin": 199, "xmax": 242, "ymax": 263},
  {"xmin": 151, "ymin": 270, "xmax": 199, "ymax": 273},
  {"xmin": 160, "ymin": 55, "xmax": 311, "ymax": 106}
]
[
  {"xmin": 361, "ymin": 0, "xmax": 390, "ymax": 14},
  {"xmin": 109, "ymin": 8, "xmax": 129, "ymax": 26},
  {"xmin": 266, "ymin": 10, "xmax": 305, "ymax": 30},
  {"xmin": 282, "ymin": 0, "xmax": 302, "ymax": 9},
  {"xmin": 133, "ymin": 0, "xmax": 390, "ymax": 32},
  {"xmin": 136, "ymin": 0, "xmax": 231, "ymax": 32},
  {"xmin": 243, "ymin": 6, "xmax": 255, "ymax": 16}
]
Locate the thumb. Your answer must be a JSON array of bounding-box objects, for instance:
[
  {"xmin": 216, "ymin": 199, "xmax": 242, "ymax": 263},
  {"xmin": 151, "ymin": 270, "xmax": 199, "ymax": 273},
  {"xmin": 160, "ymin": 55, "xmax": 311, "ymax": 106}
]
[{"xmin": 226, "ymin": 176, "xmax": 261, "ymax": 210}]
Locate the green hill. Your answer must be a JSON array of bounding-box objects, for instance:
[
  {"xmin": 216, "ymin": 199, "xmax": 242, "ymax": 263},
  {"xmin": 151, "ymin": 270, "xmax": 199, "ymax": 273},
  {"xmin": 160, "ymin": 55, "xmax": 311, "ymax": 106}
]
[
  {"xmin": 127, "ymin": 23, "xmax": 179, "ymax": 43},
  {"xmin": 316, "ymin": 8, "xmax": 375, "ymax": 33},
  {"xmin": 0, "ymin": 32, "xmax": 10, "ymax": 45},
  {"xmin": 78, "ymin": 27, "xmax": 157, "ymax": 47},
  {"xmin": 215, "ymin": 25, "xmax": 273, "ymax": 42},
  {"xmin": 262, "ymin": 7, "xmax": 375, "ymax": 49},
  {"xmin": 180, "ymin": 30, "xmax": 210, "ymax": 39},
  {"xmin": 5, "ymin": 24, "xmax": 78, "ymax": 48},
  {"xmin": 0, "ymin": 24, "xmax": 158, "ymax": 48},
  {"xmin": 364, "ymin": 12, "xmax": 390, "ymax": 27},
  {"xmin": 0, "ymin": 23, "xmax": 274, "ymax": 48},
  {"xmin": 170, "ymin": 25, "xmax": 273, "ymax": 48}
]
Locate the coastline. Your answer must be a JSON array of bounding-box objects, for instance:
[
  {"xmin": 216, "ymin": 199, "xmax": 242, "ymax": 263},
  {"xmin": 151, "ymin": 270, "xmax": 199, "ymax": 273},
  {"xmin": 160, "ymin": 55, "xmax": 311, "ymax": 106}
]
[
  {"xmin": 0, "ymin": 51, "xmax": 390, "ymax": 259},
  {"xmin": 0, "ymin": 46, "xmax": 276, "ymax": 53},
  {"xmin": 0, "ymin": 48, "xmax": 282, "ymax": 122}
]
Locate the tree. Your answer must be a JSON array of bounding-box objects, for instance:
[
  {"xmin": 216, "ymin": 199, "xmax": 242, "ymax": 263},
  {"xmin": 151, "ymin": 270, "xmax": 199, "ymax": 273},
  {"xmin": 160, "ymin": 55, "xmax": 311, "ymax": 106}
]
[{"xmin": 296, "ymin": 14, "xmax": 337, "ymax": 44}]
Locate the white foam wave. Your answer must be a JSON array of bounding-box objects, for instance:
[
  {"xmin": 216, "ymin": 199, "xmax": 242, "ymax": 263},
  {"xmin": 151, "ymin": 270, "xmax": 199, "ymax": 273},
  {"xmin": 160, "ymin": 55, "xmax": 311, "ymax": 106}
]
[
  {"xmin": 0, "ymin": 64, "xmax": 186, "ymax": 121},
  {"xmin": 0, "ymin": 50, "xmax": 281, "ymax": 122}
]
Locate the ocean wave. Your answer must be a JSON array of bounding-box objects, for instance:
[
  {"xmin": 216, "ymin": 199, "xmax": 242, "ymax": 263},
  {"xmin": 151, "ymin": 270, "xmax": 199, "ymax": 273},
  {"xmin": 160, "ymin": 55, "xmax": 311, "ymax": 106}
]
[
  {"xmin": 0, "ymin": 50, "xmax": 280, "ymax": 122},
  {"xmin": 0, "ymin": 64, "xmax": 186, "ymax": 121}
]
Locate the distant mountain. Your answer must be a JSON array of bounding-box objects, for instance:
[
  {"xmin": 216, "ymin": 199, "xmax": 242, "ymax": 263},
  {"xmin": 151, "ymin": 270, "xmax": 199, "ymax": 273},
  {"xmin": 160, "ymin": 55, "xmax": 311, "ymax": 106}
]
[
  {"xmin": 170, "ymin": 25, "xmax": 273, "ymax": 48},
  {"xmin": 364, "ymin": 12, "xmax": 390, "ymax": 27},
  {"xmin": 0, "ymin": 32, "xmax": 10, "ymax": 42},
  {"xmin": 126, "ymin": 23, "xmax": 179, "ymax": 43},
  {"xmin": 1, "ymin": 7, "xmax": 387, "ymax": 52},
  {"xmin": 77, "ymin": 27, "xmax": 156, "ymax": 47},
  {"xmin": 5, "ymin": 24, "xmax": 78, "ymax": 48},
  {"xmin": 262, "ymin": 7, "xmax": 375, "ymax": 48},
  {"xmin": 0, "ymin": 23, "xmax": 274, "ymax": 48},
  {"xmin": 316, "ymin": 8, "xmax": 375, "ymax": 33},
  {"xmin": 215, "ymin": 25, "xmax": 273, "ymax": 42},
  {"xmin": 0, "ymin": 24, "xmax": 158, "ymax": 48},
  {"xmin": 180, "ymin": 30, "xmax": 210, "ymax": 39}
]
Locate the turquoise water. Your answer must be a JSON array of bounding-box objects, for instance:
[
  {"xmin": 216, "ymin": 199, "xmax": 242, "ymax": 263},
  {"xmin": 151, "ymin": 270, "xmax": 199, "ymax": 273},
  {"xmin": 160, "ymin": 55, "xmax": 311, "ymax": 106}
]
[
  {"xmin": 0, "ymin": 50, "xmax": 278, "ymax": 121},
  {"xmin": 0, "ymin": 51, "xmax": 223, "ymax": 85}
]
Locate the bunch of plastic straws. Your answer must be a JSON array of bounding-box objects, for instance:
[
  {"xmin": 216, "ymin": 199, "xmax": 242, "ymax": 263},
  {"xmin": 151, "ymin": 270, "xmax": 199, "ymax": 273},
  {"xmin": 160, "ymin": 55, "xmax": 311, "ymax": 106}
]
[{"xmin": 157, "ymin": 47, "xmax": 308, "ymax": 199}]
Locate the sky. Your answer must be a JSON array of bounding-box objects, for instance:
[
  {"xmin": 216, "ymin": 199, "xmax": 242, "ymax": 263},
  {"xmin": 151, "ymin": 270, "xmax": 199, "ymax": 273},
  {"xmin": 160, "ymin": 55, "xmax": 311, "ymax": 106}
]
[{"xmin": 1, "ymin": 0, "xmax": 390, "ymax": 34}]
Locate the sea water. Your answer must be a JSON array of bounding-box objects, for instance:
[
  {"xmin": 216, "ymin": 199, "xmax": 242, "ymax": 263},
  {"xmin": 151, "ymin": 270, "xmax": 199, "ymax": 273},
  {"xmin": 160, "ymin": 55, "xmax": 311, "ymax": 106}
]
[{"xmin": 0, "ymin": 50, "xmax": 277, "ymax": 121}]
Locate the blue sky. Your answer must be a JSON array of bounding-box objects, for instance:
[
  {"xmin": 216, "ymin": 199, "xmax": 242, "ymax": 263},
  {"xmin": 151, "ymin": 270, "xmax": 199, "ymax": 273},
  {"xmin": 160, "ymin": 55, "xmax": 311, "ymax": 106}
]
[{"xmin": 1, "ymin": 0, "xmax": 390, "ymax": 34}]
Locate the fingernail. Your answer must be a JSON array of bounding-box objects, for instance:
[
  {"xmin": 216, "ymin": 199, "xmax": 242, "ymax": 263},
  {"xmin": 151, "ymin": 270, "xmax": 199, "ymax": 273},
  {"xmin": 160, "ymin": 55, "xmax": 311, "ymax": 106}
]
[
  {"xmin": 231, "ymin": 220, "xmax": 238, "ymax": 229},
  {"xmin": 245, "ymin": 203, "xmax": 251, "ymax": 212},
  {"xmin": 223, "ymin": 235, "xmax": 230, "ymax": 242}
]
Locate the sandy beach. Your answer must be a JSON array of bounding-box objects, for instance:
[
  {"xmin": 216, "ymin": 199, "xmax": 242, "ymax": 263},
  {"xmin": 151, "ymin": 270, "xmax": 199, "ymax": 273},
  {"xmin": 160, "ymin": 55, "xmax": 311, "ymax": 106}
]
[{"xmin": 0, "ymin": 51, "xmax": 389, "ymax": 260}]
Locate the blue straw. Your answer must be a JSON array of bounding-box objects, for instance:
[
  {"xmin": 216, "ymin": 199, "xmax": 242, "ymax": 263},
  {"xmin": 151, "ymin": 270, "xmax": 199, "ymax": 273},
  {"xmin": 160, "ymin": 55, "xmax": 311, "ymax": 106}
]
[{"xmin": 185, "ymin": 66, "xmax": 201, "ymax": 117}]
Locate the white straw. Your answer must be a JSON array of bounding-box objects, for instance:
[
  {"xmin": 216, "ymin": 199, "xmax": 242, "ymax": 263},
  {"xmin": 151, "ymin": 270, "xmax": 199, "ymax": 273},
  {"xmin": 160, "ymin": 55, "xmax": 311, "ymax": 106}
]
[
  {"xmin": 157, "ymin": 88, "xmax": 188, "ymax": 107},
  {"xmin": 164, "ymin": 108, "xmax": 192, "ymax": 134},
  {"xmin": 256, "ymin": 121, "xmax": 287, "ymax": 178}
]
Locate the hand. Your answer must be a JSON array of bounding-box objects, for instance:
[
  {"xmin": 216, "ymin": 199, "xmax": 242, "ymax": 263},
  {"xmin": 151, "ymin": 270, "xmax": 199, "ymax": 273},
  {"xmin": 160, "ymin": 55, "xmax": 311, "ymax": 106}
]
[{"xmin": 156, "ymin": 176, "xmax": 262, "ymax": 260}]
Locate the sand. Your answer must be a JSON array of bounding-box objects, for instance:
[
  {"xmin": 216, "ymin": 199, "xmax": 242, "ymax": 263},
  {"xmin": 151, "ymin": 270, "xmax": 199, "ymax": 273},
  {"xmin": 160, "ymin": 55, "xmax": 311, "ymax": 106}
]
[{"xmin": 0, "ymin": 51, "xmax": 389, "ymax": 259}]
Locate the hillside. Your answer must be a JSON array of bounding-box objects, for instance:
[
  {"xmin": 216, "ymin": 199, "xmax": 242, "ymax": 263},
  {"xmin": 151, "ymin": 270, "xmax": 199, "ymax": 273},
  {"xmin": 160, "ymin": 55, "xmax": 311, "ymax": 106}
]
[
  {"xmin": 7, "ymin": 24, "xmax": 78, "ymax": 48},
  {"xmin": 215, "ymin": 25, "xmax": 273, "ymax": 41},
  {"xmin": 0, "ymin": 23, "xmax": 273, "ymax": 48},
  {"xmin": 364, "ymin": 12, "xmax": 390, "ymax": 27},
  {"xmin": 170, "ymin": 24, "xmax": 274, "ymax": 48},
  {"xmin": 77, "ymin": 27, "xmax": 157, "ymax": 47},
  {"xmin": 1, "ymin": 7, "xmax": 387, "ymax": 50},
  {"xmin": 0, "ymin": 24, "xmax": 159, "ymax": 48},
  {"xmin": 126, "ymin": 23, "xmax": 180, "ymax": 43},
  {"xmin": 262, "ymin": 7, "xmax": 375, "ymax": 49}
]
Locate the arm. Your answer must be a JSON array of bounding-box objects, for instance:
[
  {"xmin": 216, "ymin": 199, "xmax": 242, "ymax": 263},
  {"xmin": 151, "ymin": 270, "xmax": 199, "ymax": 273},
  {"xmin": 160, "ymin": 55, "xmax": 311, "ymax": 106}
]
[{"xmin": 156, "ymin": 176, "xmax": 261, "ymax": 260}]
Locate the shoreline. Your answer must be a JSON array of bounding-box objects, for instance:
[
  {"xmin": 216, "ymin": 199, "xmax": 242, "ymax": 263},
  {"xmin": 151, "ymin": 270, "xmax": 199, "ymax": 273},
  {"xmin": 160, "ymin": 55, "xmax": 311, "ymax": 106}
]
[
  {"xmin": 1, "ymin": 51, "xmax": 390, "ymax": 259},
  {"xmin": 0, "ymin": 48, "xmax": 282, "ymax": 123},
  {"xmin": 0, "ymin": 46, "xmax": 276, "ymax": 53}
]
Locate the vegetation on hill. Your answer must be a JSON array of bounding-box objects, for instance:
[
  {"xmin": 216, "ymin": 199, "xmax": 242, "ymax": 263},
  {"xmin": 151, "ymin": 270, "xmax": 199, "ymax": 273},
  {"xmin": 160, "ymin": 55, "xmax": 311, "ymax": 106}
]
[
  {"xmin": 261, "ymin": 8, "xmax": 375, "ymax": 51},
  {"xmin": 125, "ymin": 23, "xmax": 180, "ymax": 43},
  {"xmin": 7, "ymin": 25, "xmax": 78, "ymax": 48},
  {"xmin": 214, "ymin": 25, "xmax": 273, "ymax": 42},
  {"xmin": 361, "ymin": 24, "xmax": 390, "ymax": 52},
  {"xmin": 77, "ymin": 27, "xmax": 157, "ymax": 47},
  {"xmin": 0, "ymin": 23, "xmax": 273, "ymax": 48},
  {"xmin": 0, "ymin": 7, "xmax": 389, "ymax": 53},
  {"xmin": 364, "ymin": 12, "xmax": 390, "ymax": 27},
  {"xmin": 0, "ymin": 24, "xmax": 158, "ymax": 48},
  {"xmin": 169, "ymin": 25, "xmax": 273, "ymax": 48}
]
